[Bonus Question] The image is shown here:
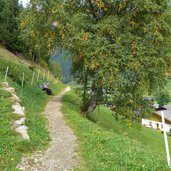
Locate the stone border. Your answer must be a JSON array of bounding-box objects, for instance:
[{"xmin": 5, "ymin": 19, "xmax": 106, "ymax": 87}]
[{"xmin": 0, "ymin": 82, "xmax": 29, "ymax": 140}]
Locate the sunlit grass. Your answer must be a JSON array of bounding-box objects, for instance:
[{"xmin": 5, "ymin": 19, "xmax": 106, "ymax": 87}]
[
  {"xmin": 0, "ymin": 51, "xmax": 65, "ymax": 170},
  {"xmin": 62, "ymin": 89, "xmax": 170, "ymax": 171}
]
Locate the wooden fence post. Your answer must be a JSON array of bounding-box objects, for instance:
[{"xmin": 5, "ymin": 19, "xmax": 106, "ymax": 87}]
[
  {"xmin": 37, "ymin": 69, "xmax": 40, "ymax": 81},
  {"xmin": 47, "ymin": 71, "xmax": 49, "ymax": 81},
  {"xmin": 31, "ymin": 71, "xmax": 35, "ymax": 86},
  {"xmin": 22, "ymin": 72, "xmax": 25, "ymax": 87},
  {"xmin": 4, "ymin": 66, "xmax": 9, "ymax": 81},
  {"xmin": 43, "ymin": 69, "xmax": 45, "ymax": 80}
]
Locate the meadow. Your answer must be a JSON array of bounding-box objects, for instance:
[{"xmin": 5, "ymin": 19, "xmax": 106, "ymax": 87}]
[{"xmin": 62, "ymin": 89, "xmax": 171, "ymax": 171}]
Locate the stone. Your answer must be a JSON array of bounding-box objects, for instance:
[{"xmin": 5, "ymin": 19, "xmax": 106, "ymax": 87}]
[
  {"xmin": 22, "ymin": 106, "xmax": 25, "ymax": 112},
  {"xmin": 11, "ymin": 94, "xmax": 21, "ymax": 102},
  {"xmin": 12, "ymin": 103, "xmax": 25, "ymax": 116},
  {"xmin": 1, "ymin": 82, "xmax": 9, "ymax": 87},
  {"xmin": 3, "ymin": 87, "xmax": 15, "ymax": 94},
  {"xmin": 10, "ymin": 96, "xmax": 20, "ymax": 103},
  {"xmin": 15, "ymin": 125, "xmax": 30, "ymax": 140},
  {"xmin": 14, "ymin": 118, "xmax": 25, "ymax": 127}
]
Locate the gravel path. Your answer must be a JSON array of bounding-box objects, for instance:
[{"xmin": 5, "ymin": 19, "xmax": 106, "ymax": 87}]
[{"xmin": 17, "ymin": 86, "xmax": 78, "ymax": 171}]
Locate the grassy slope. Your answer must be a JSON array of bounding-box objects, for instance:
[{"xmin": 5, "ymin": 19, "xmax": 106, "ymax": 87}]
[
  {"xmin": 0, "ymin": 45, "xmax": 31, "ymax": 67},
  {"xmin": 62, "ymin": 89, "xmax": 170, "ymax": 171},
  {"xmin": 90, "ymin": 106, "xmax": 171, "ymax": 158},
  {"xmin": 0, "ymin": 46, "xmax": 65, "ymax": 170}
]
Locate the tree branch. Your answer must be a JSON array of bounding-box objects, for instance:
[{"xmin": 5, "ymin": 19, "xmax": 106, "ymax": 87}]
[{"xmin": 87, "ymin": 0, "xmax": 99, "ymax": 20}]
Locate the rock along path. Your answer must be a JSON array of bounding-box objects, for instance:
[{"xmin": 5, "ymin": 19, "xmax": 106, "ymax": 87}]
[{"xmin": 17, "ymin": 86, "xmax": 78, "ymax": 171}]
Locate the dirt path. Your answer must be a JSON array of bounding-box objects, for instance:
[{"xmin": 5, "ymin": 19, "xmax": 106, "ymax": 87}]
[{"xmin": 17, "ymin": 86, "xmax": 78, "ymax": 171}]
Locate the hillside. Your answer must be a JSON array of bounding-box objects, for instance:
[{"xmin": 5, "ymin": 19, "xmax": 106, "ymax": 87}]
[
  {"xmin": 1, "ymin": 45, "xmax": 171, "ymax": 170},
  {"xmin": 1, "ymin": 0, "xmax": 171, "ymax": 170},
  {"xmin": 62, "ymin": 89, "xmax": 171, "ymax": 170},
  {"xmin": 0, "ymin": 45, "xmax": 30, "ymax": 66},
  {"xmin": 0, "ymin": 45, "xmax": 65, "ymax": 170}
]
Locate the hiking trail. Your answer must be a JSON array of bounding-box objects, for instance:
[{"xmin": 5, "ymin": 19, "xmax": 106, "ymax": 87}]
[{"xmin": 17, "ymin": 86, "xmax": 78, "ymax": 171}]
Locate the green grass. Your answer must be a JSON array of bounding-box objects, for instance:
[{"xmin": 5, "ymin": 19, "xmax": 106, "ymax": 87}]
[
  {"xmin": 0, "ymin": 89, "xmax": 23, "ymax": 170},
  {"xmin": 90, "ymin": 105, "xmax": 171, "ymax": 159},
  {"xmin": 62, "ymin": 89, "xmax": 170, "ymax": 171},
  {"xmin": 0, "ymin": 54, "xmax": 65, "ymax": 170}
]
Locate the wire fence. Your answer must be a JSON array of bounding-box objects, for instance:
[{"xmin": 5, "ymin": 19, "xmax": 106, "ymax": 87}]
[{"xmin": 2, "ymin": 65, "xmax": 55, "ymax": 88}]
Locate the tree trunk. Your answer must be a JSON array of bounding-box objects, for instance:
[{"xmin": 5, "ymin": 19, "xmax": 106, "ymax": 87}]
[
  {"xmin": 86, "ymin": 95, "xmax": 97, "ymax": 115},
  {"xmin": 32, "ymin": 51, "xmax": 38, "ymax": 62},
  {"xmin": 81, "ymin": 80, "xmax": 98, "ymax": 116},
  {"xmin": 83, "ymin": 71, "xmax": 88, "ymax": 105},
  {"xmin": 87, "ymin": 0, "xmax": 99, "ymax": 20}
]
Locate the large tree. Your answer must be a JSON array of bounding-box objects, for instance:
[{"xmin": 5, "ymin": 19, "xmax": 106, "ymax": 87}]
[{"xmin": 20, "ymin": 0, "xmax": 171, "ymax": 121}]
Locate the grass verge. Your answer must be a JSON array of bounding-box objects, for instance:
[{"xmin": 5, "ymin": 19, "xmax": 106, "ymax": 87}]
[{"xmin": 62, "ymin": 88, "xmax": 170, "ymax": 171}]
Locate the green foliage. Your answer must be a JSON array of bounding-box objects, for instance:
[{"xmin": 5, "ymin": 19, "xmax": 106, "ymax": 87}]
[
  {"xmin": 65, "ymin": 0, "xmax": 171, "ymax": 117},
  {"xmin": 62, "ymin": 89, "xmax": 169, "ymax": 170},
  {"xmin": 154, "ymin": 90, "xmax": 170, "ymax": 107},
  {"xmin": 19, "ymin": 1, "xmax": 55, "ymax": 62},
  {"xmin": 49, "ymin": 61, "xmax": 61, "ymax": 80},
  {"xmin": 0, "ymin": 0, "xmax": 25, "ymax": 52},
  {"xmin": 38, "ymin": 58, "xmax": 48, "ymax": 69},
  {"xmin": 20, "ymin": 0, "xmax": 171, "ymax": 120},
  {"xmin": 165, "ymin": 79, "xmax": 171, "ymax": 96}
]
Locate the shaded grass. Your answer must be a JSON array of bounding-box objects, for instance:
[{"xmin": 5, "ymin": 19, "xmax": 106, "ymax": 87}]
[
  {"xmin": 62, "ymin": 89, "xmax": 170, "ymax": 171},
  {"xmin": 0, "ymin": 55, "xmax": 65, "ymax": 170}
]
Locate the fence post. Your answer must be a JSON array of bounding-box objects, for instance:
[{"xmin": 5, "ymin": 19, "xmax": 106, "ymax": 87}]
[
  {"xmin": 31, "ymin": 71, "xmax": 35, "ymax": 86},
  {"xmin": 37, "ymin": 69, "xmax": 40, "ymax": 81},
  {"xmin": 22, "ymin": 72, "xmax": 25, "ymax": 87},
  {"xmin": 4, "ymin": 66, "xmax": 9, "ymax": 81},
  {"xmin": 43, "ymin": 69, "xmax": 45, "ymax": 80},
  {"xmin": 47, "ymin": 71, "xmax": 49, "ymax": 81}
]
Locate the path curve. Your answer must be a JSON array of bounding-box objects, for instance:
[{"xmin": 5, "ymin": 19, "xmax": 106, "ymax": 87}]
[{"xmin": 17, "ymin": 86, "xmax": 78, "ymax": 171}]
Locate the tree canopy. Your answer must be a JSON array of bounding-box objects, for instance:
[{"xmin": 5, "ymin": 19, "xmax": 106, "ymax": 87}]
[
  {"xmin": 20, "ymin": 0, "xmax": 171, "ymax": 121},
  {"xmin": 0, "ymin": 0, "xmax": 24, "ymax": 52}
]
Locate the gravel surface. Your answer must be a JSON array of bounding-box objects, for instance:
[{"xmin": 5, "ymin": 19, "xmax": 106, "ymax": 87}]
[{"xmin": 17, "ymin": 87, "xmax": 78, "ymax": 171}]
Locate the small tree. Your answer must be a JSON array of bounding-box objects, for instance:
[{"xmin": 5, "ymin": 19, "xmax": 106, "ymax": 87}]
[
  {"xmin": 155, "ymin": 91, "xmax": 170, "ymax": 107},
  {"xmin": 49, "ymin": 61, "xmax": 61, "ymax": 80}
]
